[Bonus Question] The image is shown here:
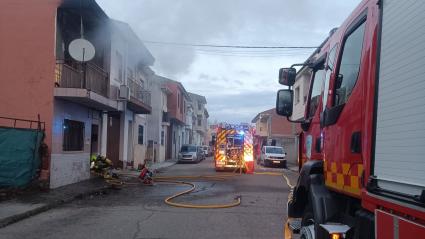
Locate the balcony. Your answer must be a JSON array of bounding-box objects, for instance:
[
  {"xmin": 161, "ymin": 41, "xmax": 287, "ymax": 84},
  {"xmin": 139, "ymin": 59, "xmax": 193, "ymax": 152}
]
[
  {"xmin": 54, "ymin": 62, "xmax": 118, "ymax": 111},
  {"xmin": 55, "ymin": 62, "xmax": 108, "ymax": 96},
  {"xmin": 127, "ymin": 78, "xmax": 151, "ymax": 114}
]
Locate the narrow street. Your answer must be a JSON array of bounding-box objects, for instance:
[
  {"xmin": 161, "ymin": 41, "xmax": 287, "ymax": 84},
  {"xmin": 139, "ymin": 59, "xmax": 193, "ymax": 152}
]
[{"xmin": 0, "ymin": 157, "xmax": 298, "ymax": 239}]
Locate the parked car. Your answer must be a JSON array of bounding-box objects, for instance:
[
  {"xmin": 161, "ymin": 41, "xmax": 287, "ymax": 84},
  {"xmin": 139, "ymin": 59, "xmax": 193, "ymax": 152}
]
[
  {"xmin": 202, "ymin": 146, "xmax": 210, "ymax": 157},
  {"xmin": 260, "ymin": 146, "xmax": 286, "ymax": 168},
  {"xmin": 178, "ymin": 145, "xmax": 202, "ymax": 163},
  {"xmin": 208, "ymin": 146, "xmax": 214, "ymax": 157},
  {"xmin": 198, "ymin": 146, "xmax": 206, "ymax": 160}
]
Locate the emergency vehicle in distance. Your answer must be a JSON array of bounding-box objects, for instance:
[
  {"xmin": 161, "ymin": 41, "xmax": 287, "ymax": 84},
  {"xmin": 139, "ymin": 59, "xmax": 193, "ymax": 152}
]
[
  {"xmin": 213, "ymin": 123, "xmax": 254, "ymax": 174},
  {"xmin": 276, "ymin": 0, "xmax": 425, "ymax": 238}
]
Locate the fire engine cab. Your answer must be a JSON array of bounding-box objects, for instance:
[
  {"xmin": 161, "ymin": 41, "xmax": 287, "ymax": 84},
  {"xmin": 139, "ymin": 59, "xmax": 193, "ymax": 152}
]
[
  {"xmin": 214, "ymin": 123, "xmax": 254, "ymax": 174},
  {"xmin": 276, "ymin": 0, "xmax": 425, "ymax": 238}
]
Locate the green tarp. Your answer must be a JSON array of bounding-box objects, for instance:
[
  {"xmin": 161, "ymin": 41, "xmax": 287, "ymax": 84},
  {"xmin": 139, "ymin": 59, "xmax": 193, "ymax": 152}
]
[{"xmin": 0, "ymin": 127, "xmax": 44, "ymax": 188}]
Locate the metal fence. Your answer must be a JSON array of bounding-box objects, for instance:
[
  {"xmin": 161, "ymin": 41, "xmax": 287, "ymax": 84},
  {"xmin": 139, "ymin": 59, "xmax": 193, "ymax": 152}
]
[
  {"xmin": 55, "ymin": 62, "xmax": 109, "ymax": 97},
  {"xmin": 128, "ymin": 78, "xmax": 151, "ymax": 106}
]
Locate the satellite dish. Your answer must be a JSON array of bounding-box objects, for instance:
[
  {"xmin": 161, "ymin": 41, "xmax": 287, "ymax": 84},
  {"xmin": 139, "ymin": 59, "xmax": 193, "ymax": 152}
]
[{"xmin": 68, "ymin": 38, "xmax": 95, "ymax": 62}]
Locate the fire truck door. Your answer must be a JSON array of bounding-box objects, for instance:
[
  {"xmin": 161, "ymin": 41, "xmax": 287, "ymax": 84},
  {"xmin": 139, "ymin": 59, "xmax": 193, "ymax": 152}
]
[{"xmin": 322, "ymin": 11, "xmax": 369, "ymax": 197}]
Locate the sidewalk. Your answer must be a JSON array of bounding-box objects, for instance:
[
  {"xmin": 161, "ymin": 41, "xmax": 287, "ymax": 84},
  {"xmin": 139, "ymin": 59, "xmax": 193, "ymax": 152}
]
[
  {"xmin": 0, "ymin": 160, "xmax": 178, "ymax": 229},
  {"xmin": 0, "ymin": 177, "xmax": 109, "ymax": 228},
  {"xmin": 286, "ymin": 163, "xmax": 299, "ymax": 173}
]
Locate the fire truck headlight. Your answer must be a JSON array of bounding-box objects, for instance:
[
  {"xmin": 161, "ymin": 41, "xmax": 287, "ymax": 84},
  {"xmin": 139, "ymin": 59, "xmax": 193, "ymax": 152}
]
[
  {"xmin": 331, "ymin": 233, "xmax": 342, "ymax": 239},
  {"xmin": 244, "ymin": 155, "xmax": 253, "ymax": 162}
]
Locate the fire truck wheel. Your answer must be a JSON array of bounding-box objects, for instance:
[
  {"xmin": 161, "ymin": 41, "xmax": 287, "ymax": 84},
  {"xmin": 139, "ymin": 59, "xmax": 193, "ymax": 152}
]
[
  {"xmin": 300, "ymin": 225, "xmax": 315, "ymax": 239},
  {"xmin": 301, "ymin": 203, "xmax": 325, "ymax": 239}
]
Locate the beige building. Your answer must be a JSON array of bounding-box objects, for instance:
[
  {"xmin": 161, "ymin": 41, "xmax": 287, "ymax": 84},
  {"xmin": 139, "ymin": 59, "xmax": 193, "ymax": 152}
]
[{"xmin": 291, "ymin": 67, "xmax": 313, "ymax": 121}]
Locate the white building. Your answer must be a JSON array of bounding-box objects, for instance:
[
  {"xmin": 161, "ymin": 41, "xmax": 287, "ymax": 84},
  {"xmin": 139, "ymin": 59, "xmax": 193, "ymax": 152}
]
[
  {"xmin": 188, "ymin": 93, "xmax": 209, "ymax": 146},
  {"xmin": 105, "ymin": 20, "xmax": 154, "ymax": 168},
  {"xmin": 291, "ymin": 66, "xmax": 312, "ymax": 121},
  {"xmin": 146, "ymin": 75, "xmax": 171, "ymax": 164}
]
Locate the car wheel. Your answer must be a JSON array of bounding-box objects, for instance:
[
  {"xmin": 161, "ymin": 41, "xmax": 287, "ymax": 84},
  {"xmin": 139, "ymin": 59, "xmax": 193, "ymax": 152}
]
[{"xmin": 282, "ymin": 161, "xmax": 287, "ymax": 168}]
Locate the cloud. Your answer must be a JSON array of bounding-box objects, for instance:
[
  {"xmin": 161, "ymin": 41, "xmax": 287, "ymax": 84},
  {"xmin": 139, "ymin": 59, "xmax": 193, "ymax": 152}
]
[
  {"xmin": 207, "ymin": 90, "xmax": 277, "ymax": 123},
  {"xmin": 97, "ymin": 0, "xmax": 360, "ymax": 75},
  {"xmin": 96, "ymin": 0, "xmax": 361, "ymax": 122}
]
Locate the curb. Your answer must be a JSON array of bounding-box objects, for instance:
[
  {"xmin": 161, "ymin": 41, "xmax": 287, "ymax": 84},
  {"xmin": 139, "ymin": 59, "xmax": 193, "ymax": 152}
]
[
  {"xmin": 151, "ymin": 161, "xmax": 178, "ymax": 172},
  {"xmin": 0, "ymin": 186, "xmax": 110, "ymax": 229}
]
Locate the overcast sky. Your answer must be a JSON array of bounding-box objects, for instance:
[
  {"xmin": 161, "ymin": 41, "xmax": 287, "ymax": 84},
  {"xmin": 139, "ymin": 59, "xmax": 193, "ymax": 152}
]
[{"xmin": 96, "ymin": 0, "xmax": 360, "ymax": 124}]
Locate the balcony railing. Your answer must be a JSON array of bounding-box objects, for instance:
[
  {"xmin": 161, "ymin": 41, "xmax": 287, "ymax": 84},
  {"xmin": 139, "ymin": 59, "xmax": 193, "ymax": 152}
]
[
  {"xmin": 55, "ymin": 62, "xmax": 109, "ymax": 97},
  {"xmin": 128, "ymin": 78, "xmax": 151, "ymax": 106}
]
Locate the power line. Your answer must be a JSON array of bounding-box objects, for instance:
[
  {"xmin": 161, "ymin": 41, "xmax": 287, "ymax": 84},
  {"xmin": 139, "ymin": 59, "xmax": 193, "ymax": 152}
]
[
  {"xmin": 195, "ymin": 52, "xmax": 312, "ymax": 58},
  {"xmin": 142, "ymin": 40, "xmax": 319, "ymax": 49}
]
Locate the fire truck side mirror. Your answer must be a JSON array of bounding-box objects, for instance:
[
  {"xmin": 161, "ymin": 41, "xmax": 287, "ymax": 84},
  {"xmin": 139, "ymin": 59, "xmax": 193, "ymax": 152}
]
[
  {"xmin": 276, "ymin": 89, "xmax": 293, "ymax": 117},
  {"xmin": 278, "ymin": 68, "xmax": 296, "ymax": 86}
]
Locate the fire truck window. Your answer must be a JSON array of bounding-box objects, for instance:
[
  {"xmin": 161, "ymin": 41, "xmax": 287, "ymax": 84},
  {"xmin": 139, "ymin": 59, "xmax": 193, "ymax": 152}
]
[
  {"xmin": 335, "ymin": 21, "xmax": 366, "ymax": 106},
  {"xmin": 307, "ymin": 69, "xmax": 325, "ymax": 119},
  {"xmin": 322, "ymin": 45, "xmax": 338, "ymax": 112}
]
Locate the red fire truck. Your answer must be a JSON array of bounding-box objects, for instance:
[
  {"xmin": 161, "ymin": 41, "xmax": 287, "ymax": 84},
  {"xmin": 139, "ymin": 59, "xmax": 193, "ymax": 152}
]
[
  {"xmin": 214, "ymin": 123, "xmax": 255, "ymax": 174},
  {"xmin": 277, "ymin": 0, "xmax": 425, "ymax": 238}
]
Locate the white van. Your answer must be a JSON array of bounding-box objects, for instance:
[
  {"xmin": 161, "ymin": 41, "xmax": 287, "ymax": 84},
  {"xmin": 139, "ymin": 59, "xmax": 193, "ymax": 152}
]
[{"xmin": 260, "ymin": 146, "xmax": 286, "ymax": 168}]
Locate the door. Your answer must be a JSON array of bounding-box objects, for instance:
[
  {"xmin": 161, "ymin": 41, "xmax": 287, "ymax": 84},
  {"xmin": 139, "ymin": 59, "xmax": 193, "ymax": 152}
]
[
  {"xmin": 322, "ymin": 11, "xmax": 368, "ymax": 197},
  {"xmin": 90, "ymin": 124, "xmax": 99, "ymax": 156},
  {"xmin": 166, "ymin": 126, "xmax": 172, "ymax": 160},
  {"xmin": 107, "ymin": 114, "xmax": 121, "ymax": 168}
]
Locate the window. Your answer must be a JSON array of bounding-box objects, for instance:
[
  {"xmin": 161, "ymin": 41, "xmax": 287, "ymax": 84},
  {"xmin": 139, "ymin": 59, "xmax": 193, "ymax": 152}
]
[
  {"xmin": 127, "ymin": 67, "xmax": 134, "ymax": 80},
  {"xmin": 173, "ymin": 131, "xmax": 176, "ymax": 143},
  {"xmin": 197, "ymin": 115, "xmax": 202, "ymax": 126},
  {"xmin": 334, "ymin": 21, "xmax": 366, "ymax": 106},
  {"xmin": 138, "ymin": 125, "xmax": 144, "ymax": 144},
  {"xmin": 198, "ymin": 102, "xmax": 202, "ymax": 110},
  {"xmin": 181, "ymin": 145, "xmax": 197, "ymax": 152},
  {"xmin": 322, "ymin": 44, "xmax": 339, "ymax": 112},
  {"xmin": 265, "ymin": 147, "xmax": 284, "ymax": 154},
  {"xmin": 63, "ymin": 119, "xmax": 84, "ymax": 151},
  {"xmin": 180, "ymin": 97, "xmax": 184, "ymax": 114},
  {"xmin": 116, "ymin": 51, "xmax": 123, "ymax": 82},
  {"xmin": 177, "ymin": 93, "xmax": 180, "ymax": 109},
  {"xmin": 161, "ymin": 131, "xmax": 165, "ymax": 145},
  {"xmin": 294, "ymin": 86, "xmax": 300, "ymax": 104},
  {"xmin": 307, "ymin": 69, "xmax": 325, "ymax": 118}
]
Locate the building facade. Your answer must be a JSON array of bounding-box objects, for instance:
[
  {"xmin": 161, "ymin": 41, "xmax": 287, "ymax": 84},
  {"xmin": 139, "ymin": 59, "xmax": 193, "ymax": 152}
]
[
  {"xmin": 161, "ymin": 79, "xmax": 190, "ymax": 160},
  {"xmin": 252, "ymin": 108, "xmax": 299, "ymax": 165},
  {"xmin": 0, "ymin": 0, "xmax": 155, "ymax": 188},
  {"xmin": 291, "ymin": 67, "xmax": 312, "ymax": 121},
  {"xmin": 146, "ymin": 75, "xmax": 171, "ymax": 164},
  {"xmin": 52, "ymin": 0, "xmax": 114, "ymax": 188},
  {"xmin": 107, "ymin": 20, "xmax": 153, "ymax": 169},
  {"xmin": 188, "ymin": 93, "xmax": 209, "ymax": 146},
  {"xmin": 0, "ymin": 0, "xmax": 114, "ymax": 188}
]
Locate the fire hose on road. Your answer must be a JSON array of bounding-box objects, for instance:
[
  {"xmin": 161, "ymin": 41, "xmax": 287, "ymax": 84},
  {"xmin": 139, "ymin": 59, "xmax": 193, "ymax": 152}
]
[{"xmin": 101, "ymin": 170, "xmax": 294, "ymax": 209}]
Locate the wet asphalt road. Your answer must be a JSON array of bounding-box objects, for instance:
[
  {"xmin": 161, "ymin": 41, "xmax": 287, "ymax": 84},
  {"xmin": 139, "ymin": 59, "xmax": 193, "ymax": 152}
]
[{"xmin": 1, "ymin": 157, "xmax": 298, "ymax": 239}]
